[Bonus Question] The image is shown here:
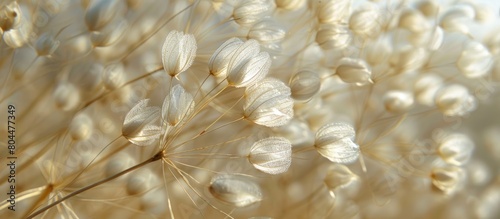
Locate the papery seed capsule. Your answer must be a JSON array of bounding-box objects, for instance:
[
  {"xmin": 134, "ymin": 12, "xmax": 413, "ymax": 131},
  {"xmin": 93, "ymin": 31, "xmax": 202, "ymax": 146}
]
[
  {"xmin": 457, "ymin": 41, "xmax": 493, "ymax": 78},
  {"xmin": 414, "ymin": 74, "xmax": 443, "ymax": 106},
  {"xmin": 233, "ymin": 0, "xmax": 272, "ymax": 26},
  {"xmin": 438, "ymin": 134, "xmax": 474, "ymax": 166},
  {"xmin": 126, "ymin": 168, "xmax": 159, "ymax": 195},
  {"xmin": 122, "ymin": 99, "xmax": 161, "ymax": 146},
  {"xmin": 0, "ymin": 1, "xmax": 21, "ymax": 33},
  {"xmin": 227, "ymin": 40, "xmax": 271, "ymax": 87},
  {"xmin": 398, "ymin": 9, "xmax": 429, "ymax": 33},
  {"xmin": 248, "ymin": 19, "xmax": 286, "ymax": 44},
  {"xmin": 209, "ymin": 174, "xmax": 263, "ymax": 207},
  {"xmin": 90, "ymin": 20, "xmax": 128, "ymax": 47},
  {"xmin": 162, "ymin": 30, "xmax": 197, "ymax": 77},
  {"xmin": 68, "ymin": 113, "xmax": 93, "ymax": 141},
  {"xmin": 161, "ymin": 84, "xmax": 194, "ymax": 126},
  {"xmin": 3, "ymin": 18, "xmax": 31, "ymax": 48},
  {"xmin": 390, "ymin": 46, "xmax": 427, "ymax": 73},
  {"xmin": 435, "ymin": 84, "xmax": 476, "ymax": 117},
  {"xmin": 315, "ymin": 25, "xmax": 351, "ymax": 50},
  {"xmin": 431, "ymin": 166, "xmax": 465, "ymax": 194},
  {"xmin": 249, "ymin": 137, "xmax": 292, "ymax": 175},
  {"xmin": 315, "ymin": 123, "xmax": 360, "ymax": 164},
  {"xmin": 349, "ymin": 7, "xmax": 380, "ymax": 38},
  {"xmin": 275, "ymin": 0, "xmax": 305, "ymax": 10},
  {"xmin": 335, "ymin": 58, "xmax": 373, "ymax": 85},
  {"xmin": 317, "ymin": 0, "xmax": 351, "ymax": 24},
  {"xmin": 383, "ymin": 90, "xmax": 414, "ymax": 113},
  {"xmin": 365, "ymin": 37, "xmax": 392, "ymax": 65},
  {"xmin": 244, "ymin": 78, "xmax": 294, "ymax": 127},
  {"xmin": 324, "ymin": 164, "xmax": 360, "ymax": 198},
  {"xmin": 209, "ymin": 38, "xmax": 244, "ymax": 77},
  {"xmin": 53, "ymin": 82, "xmax": 81, "ymax": 111},
  {"xmin": 85, "ymin": 0, "xmax": 122, "ymax": 31},
  {"xmin": 289, "ymin": 70, "xmax": 321, "ymax": 101},
  {"xmin": 34, "ymin": 32, "xmax": 60, "ymax": 56}
]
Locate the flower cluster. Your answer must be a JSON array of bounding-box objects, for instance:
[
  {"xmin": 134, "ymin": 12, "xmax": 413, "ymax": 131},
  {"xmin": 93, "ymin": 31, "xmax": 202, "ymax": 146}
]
[{"xmin": 1, "ymin": 0, "xmax": 500, "ymax": 218}]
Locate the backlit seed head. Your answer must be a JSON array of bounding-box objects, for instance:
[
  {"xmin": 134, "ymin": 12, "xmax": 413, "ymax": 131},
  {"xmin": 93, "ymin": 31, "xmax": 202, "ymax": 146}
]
[
  {"xmin": 161, "ymin": 30, "xmax": 197, "ymax": 77},
  {"xmin": 68, "ymin": 113, "xmax": 93, "ymax": 141},
  {"xmin": 398, "ymin": 9, "xmax": 430, "ymax": 33},
  {"xmin": 457, "ymin": 41, "xmax": 493, "ymax": 78},
  {"xmin": 414, "ymin": 74, "xmax": 443, "ymax": 106},
  {"xmin": 317, "ymin": 0, "xmax": 351, "ymax": 24},
  {"xmin": 435, "ymin": 84, "xmax": 476, "ymax": 117},
  {"xmin": 349, "ymin": 7, "xmax": 381, "ymax": 38},
  {"xmin": 233, "ymin": 0, "xmax": 272, "ymax": 26},
  {"xmin": 335, "ymin": 58, "xmax": 373, "ymax": 85},
  {"xmin": 315, "ymin": 25, "xmax": 351, "ymax": 50},
  {"xmin": 244, "ymin": 78, "xmax": 294, "ymax": 127},
  {"xmin": 227, "ymin": 39, "xmax": 271, "ymax": 87},
  {"xmin": 53, "ymin": 82, "xmax": 81, "ymax": 111},
  {"xmin": 275, "ymin": 0, "xmax": 305, "ymax": 10},
  {"xmin": 84, "ymin": 0, "xmax": 122, "ymax": 31},
  {"xmin": 289, "ymin": 70, "xmax": 321, "ymax": 101},
  {"xmin": 161, "ymin": 84, "xmax": 194, "ymax": 126},
  {"xmin": 389, "ymin": 46, "xmax": 427, "ymax": 73},
  {"xmin": 209, "ymin": 38, "xmax": 244, "ymax": 77},
  {"xmin": 209, "ymin": 174, "xmax": 263, "ymax": 207},
  {"xmin": 249, "ymin": 137, "xmax": 292, "ymax": 175},
  {"xmin": 126, "ymin": 168, "xmax": 159, "ymax": 195},
  {"xmin": 34, "ymin": 32, "xmax": 60, "ymax": 56},
  {"xmin": 324, "ymin": 164, "xmax": 360, "ymax": 198},
  {"xmin": 315, "ymin": 122, "xmax": 360, "ymax": 164},
  {"xmin": 431, "ymin": 166, "xmax": 465, "ymax": 194},
  {"xmin": 122, "ymin": 99, "xmax": 161, "ymax": 146},
  {"xmin": 103, "ymin": 63, "xmax": 126, "ymax": 90},
  {"xmin": 90, "ymin": 20, "xmax": 128, "ymax": 47},
  {"xmin": 383, "ymin": 90, "xmax": 414, "ymax": 113},
  {"xmin": 438, "ymin": 134, "xmax": 474, "ymax": 166},
  {"xmin": 0, "ymin": 1, "xmax": 21, "ymax": 33},
  {"xmin": 248, "ymin": 19, "xmax": 286, "ymax": 44}
]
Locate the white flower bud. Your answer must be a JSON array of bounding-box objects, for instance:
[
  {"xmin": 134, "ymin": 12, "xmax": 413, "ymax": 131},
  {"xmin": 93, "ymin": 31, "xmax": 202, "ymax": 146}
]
[
  {"xmin": 244, "ymin": 78, "xmax": 294, "ymax": 127},
  {"xmin": 315, "ymin": 25, "xmax": 351, "ymax": 50},
  {"xmin": 90, "ymin": 20, "xmax": 128, "ymax": 47},
  {"xmin": 122, "ymin": 99, "xmax": 161, "ymax": 146},
  {"xmin": 161, "ymin": 84, "xmax": 194, "ymax": 126},
  {"xmin": 227, "ymin": 40, "xmax": 271, "ymax": 87},
  {"xmin": 398, "ymin": 9, "xmax": 429, "ymax": 33},
  {"xmin": 53, "ymin": 82, "xmax": 81, "ymax": 111},
  {"xmin": 435, "ymin": 84, "xmax": 476, "ymax": 117},
  {"xmin": 161, "ymin": 30, "xmax": 197, "ymax": 77},
  {"xmin": 289, "ymin": 70, "xmax": 321, "ymax": 101},
  {"xmin": 383, "ymin": 90, "xmax": 414, "ymax": 113},
  {"xmin": 438, "ymin": 134, "xmax": 474, "ymax": 166},
  {"xmin": 248, "ymin": 19, "xmax": 286, "ymax": 44},
  {"xmin": 34, "ymin": 32, "xmax": 60, "ymax": 56},
  {"xmin": 209, "ymin": 38, "xmax": 244, "ymax": 77},
  {"xmin": 349, "ymin": 7, "xmax": 380, "ymax": 38},
  {"xmin": 315, "ymin": 123, "xmax": 360, "ymax": 164},
  {"xmin": 431, "ymin": 166, "xmax": 465, "ymax": 194},
  {"xmin": 335, "ymin": 58, "xmax": 373, "ymax": 85},
  {"xmin": 209, "ymin": 174, "xmax": 263, "ymax": 207},
  {"xmin": 317, "ymin": 0, "xmax": 351, "ymax": 24},
  {"xmin": 457, "ymin": 41, "xmax": 493, "ymax": 78},
  {"xmin": 84, "ymin": 0, "xmax": 122, "ymax": 31},
  {"xmin": 249, "ymin": 137, "xmax": 292, "ymax": 175},
  {"xmin": 324, "ymin": 164, "xmax": 360, "ymax": 198},
  {"xmin": 233, "ymin": 0, "xmax": 272, "ymax": 26},
  {"xmin": 68, "ymin": 113, "xmax": 93, "ymax": 141},
  {"xmin": 275, "ymin": 0, "xmax": 305, "ymax": 10}
]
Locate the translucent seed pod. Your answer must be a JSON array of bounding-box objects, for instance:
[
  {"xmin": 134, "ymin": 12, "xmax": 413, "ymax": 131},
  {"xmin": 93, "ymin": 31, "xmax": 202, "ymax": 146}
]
[
  {"xmin": 53, "ymin": 82, "xmax": 81, "ymax": 111},
  {"xmin": 248, "ymin": 137, "xmax": 292, "ymax": 175},
  {"xmin": 84, "ymin": 0, "xmax": 122, "ymax": 31},
  {"xmin": 315, "ymin": 122, "xmax": 360, "ymax": 164},
  {"xmin": 438, "ymin": 134, "xmax": 474, "ymax": 166},
  {"xmin": 398, "ymin": 8, "xmax": 430, "ymax": 33},
  {"xmin": 317, "ymin": 0, "xmax": 351, "ymax": 24},
  {"xmin": 349, "ymin": 7, "xmax": 381, "ymax": 38},
  {"xmin": 248, "ymin": 19, "xmax": 286, "ymax": 45},
  {"xmin": 414, "ymin": 74, "xmax": 443, "ymax": 106},
  {"xmin": 431, "ymin": 166, "xmax": 465, "ymax": 194},
  {"xmin": 161, "ymin": 84, "xmax": 194, "ymax": 126},
  {"xmin": 3, "ymin": 17, "xmax": 31, "ymax": 48},
  {"xmin": 390, "ymin": 46, "xmax": 427, "ymax": 73},
  {"xmin": 434, "ymin": 84, "xmax": 476, "ymax": 117},
  {"xmin": 209, "ymin": 174, "xmax": 263, "ymax": 207},
  {"xmin": 161, "ymin": 30, "xmax": 197, "ymax": 77},
  {"xmin": 457, "ymin": 41, "xmax": 493, "ymax": 78},
  {"xmin": 227, "ymin": 40, "xmax": 271, "ymax": 87},
  {"xmin": 275, "ymin": 0, "xmax": 305, "ymax": 10},
  {"xmin": 383, "ymin": 90, "xmax": 414, "ymax": 113},
  {"xmin": 0, "ymin": 2, "xmax": 21, "ymax": 33},
  {"xmin": 289, "ymin": 70, "xmax": 321, "ymax": 101},
  {"xmin": 416, "ymin": 0, "xmax": 439, "ymax": 18},
  {"xmin": 315, "ymin": 25, "xmax": 351, "ymax": 50},
  {"xmin": 233, "ymin": 0, "xmax": 272, "ymax": 26},
  {"xmin": 244, "ymin": 78, "xmax": 294, "ymax": 127},
  {"xmin": 324, "ymin": 164, "xmax": 360, "ymax": 198},
  {"xmin": 439, "ymin": 4, "xmax": 475, "ymax": 34},
  {"xmin": 365, "ymin": 37, "xmax": 392, "ymax": 65},
  {"xmin": 126, "ymin": 168, "xmax": 159, "ymax": 195},
  {"xmin": 103, "ymin": 63, "xmax": 125, "ymax": 90},
  {"xmin": 68, "ymin": 113, "xmax": 93, "ymax": 141},
  {"xmin": 90, "ymin": 20, "xmax": 128, "ymax": 47},
  {"xmin": 34, "ymin": 32, "xmax": 60, "ymax": 56},
  {"xmin": 68, "ymin": 63, "xmax": 104, "ymax": 92},
  {"xmin": 209, "ymin": 37, "xmax": 244, "ymax": 77},
  {"xmin": 335, "ymin": 58, "xmax": 373, "ymax": 85},
  {"xmin": 122, "ymin": 99, "xmax": 161, "ymax": 146}
]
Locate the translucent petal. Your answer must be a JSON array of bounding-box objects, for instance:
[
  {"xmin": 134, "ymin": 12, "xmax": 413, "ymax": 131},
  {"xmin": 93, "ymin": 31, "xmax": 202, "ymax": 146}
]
[
  {"xmin": 162, "ymin": 84, "xmax": 194, "ymax": 126},
  {"xmin": 209, "ymin": 174, "xmax": 262, "ymax": 207},
  {"xmin": 162, "ymin": 30, "xmax": 197, "ymax": 77},
  {"xmin": 248, "ymin": 19, "xmax": 286, "ymax": 44},
  {"xmin": 438, "ymin": 134, "xmax": 474, "ymax": 166},
  {"xmin": 316, "ymin": 25, "xmax": 351, "ymax": 50},
  {"xmin": 122, "ymin": 99, "xmax": 161, "ymax": 146},
  {"xmin": 315, "ymin": 123, "xmax": 359, "ymax": 164},
  {"xmin": 209, "ymin": 38, "xmax": 243, "ymax": 77},
  {"xmin": 233, "ymin": 0, "xmax": 272, "ymax": 26},
  {"xmin": 324, "ymin": 164, "xmax": 360, "ymax": 198},
  {"xmin": 249, "ymin": 137, "xmax": 292, "ymax": 174},
  {"xmin": 290, "ymin": 70, "xmax": 321, "ymax": 101},
  {"xmin": 227, "ymin": 39, "xmax": 271, "ymax": 87}
]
